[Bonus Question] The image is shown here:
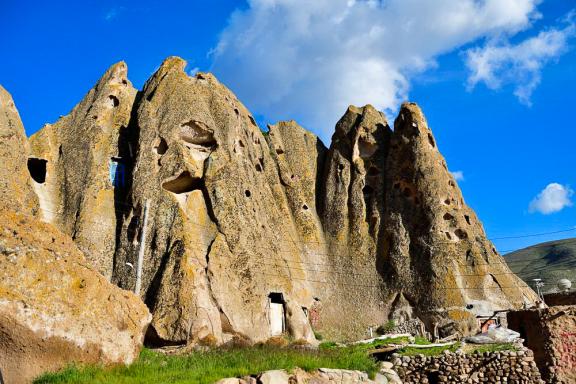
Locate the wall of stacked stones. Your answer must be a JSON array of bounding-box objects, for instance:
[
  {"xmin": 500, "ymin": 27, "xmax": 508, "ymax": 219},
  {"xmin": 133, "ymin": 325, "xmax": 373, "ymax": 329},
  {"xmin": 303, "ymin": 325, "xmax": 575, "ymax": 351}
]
[
  {"xmin": 543, "ymin": 291, "xmax": 576, "ymax": 306},
  {"xmin": 507, "ymin": 305, "xmax": 576, "ymax": 384},
  {"xmin": 391, "ymin": 348, "xmax": 543, "ymax": 384},
  {"xmin": 390, "ymin": 319, "xmax": 424, "ymax": 336}
]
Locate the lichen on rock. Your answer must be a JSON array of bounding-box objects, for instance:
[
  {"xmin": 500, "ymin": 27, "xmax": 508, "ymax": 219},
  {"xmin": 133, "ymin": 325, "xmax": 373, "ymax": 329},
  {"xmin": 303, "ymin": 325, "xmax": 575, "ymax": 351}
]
[{"xmin": 13, "ymin": 56, "xmax": 538, "ymax": 349}]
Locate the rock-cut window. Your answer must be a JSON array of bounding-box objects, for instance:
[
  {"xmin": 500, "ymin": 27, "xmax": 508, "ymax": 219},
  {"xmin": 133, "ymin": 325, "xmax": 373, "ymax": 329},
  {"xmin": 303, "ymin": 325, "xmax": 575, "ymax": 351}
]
[{"xmin": 109, "ymin": 157, "xmax": 126, "ymax": 188}]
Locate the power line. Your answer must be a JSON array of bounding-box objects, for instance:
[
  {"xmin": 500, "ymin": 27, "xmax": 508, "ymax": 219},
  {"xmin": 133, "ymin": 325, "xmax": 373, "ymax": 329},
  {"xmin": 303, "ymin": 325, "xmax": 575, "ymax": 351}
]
[
  {"xmin": 27, "ymin": 207, "xmax": 556, "ymax": 293},
  {"xmin": 34, "ymin": 202, "xmax": 576, "ymax": 259},
  {"xmin": 32, "ymin": 204, "xmax": 576, "ymax": 270},
  {"xmin": 491, "ymin": 227, "xmax": 576, "ymax": 241},
  {"xmin": 32, "ymin": 193, "xmax": 576, "ymax": 243}
]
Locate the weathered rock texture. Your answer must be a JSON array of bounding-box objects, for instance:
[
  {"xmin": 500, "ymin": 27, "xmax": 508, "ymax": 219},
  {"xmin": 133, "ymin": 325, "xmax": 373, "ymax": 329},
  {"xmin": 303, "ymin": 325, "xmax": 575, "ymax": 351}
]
[
  {"xmin": 375, "ymin": 103, "xmax": 536, "ymax": 335},
  {"xmin": 28, "ymin": 62, "xmax": 137, "ymax": 279},
  {"xmin": 112, "ymin": 58, "xmax": 319, "ymax": 345},
  {"xmin": 0, "ymin": 208, "xmax": 151, "ymax": 384},
  {"xmin": 216, "ymin": 368, "xmax": 391, "ymax": 384},
  {"xmin": 391, "ymin": 348, "xmax": 543, "ymax": 384},
  {"xmin": 507, "ymin": 306, "xmax": 576, "ymax": 384},
  {"xmin": 0, "ymin": 85, "xmax": 39, "ymax": 215},
  {"xmin": 25, "ymin": 57, "xmax": 537, "ymax": 345}
]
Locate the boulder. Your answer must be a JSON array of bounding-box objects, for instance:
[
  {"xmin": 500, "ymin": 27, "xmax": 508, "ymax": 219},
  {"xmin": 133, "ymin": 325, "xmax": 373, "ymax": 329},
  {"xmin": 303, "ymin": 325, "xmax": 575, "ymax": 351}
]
[
  {"xmin": 215, "ymin": 379, "xmax": 241, "ymax": 384},
  {"xmin": 0, "ymin": 208, "xmax": 151, "ymax": 384},
  {"xmin": 258, "ymin": 370, "xmax": 290, "ymax": 384}
]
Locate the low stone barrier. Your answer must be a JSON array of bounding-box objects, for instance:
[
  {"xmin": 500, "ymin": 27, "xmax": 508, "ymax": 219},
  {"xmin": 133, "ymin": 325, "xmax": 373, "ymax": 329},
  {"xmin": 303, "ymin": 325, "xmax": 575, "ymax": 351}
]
[
  {"xmin": 507, "ymin": 305, "xmax": 576, "ymax": 383},
  {"xmin": 215, "ymin": 366, "xmax": 401, "ymax": 383},
  {"xmin": 391, "ymin": 348, "xmax": 543, "ymax": 384}
]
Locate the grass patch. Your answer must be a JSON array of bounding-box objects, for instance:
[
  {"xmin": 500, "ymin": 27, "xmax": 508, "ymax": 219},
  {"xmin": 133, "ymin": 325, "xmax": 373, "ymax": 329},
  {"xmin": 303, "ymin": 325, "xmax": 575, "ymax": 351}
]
[
  {"xmin": 375, "ymin": 320, "xmax": 396, "ymax": 335},
  {"xmin": 319, "ymin": 341, "xmax": 339, "ymax": 350},
  {"xmin": 357, "ymin": 337, "xmax": 411, "ymax": 351},
  {"xmin": 412, "ymin": 336, "xmax": 431, "ymax": 345},
  {"xmin": 34, "ymin": 346, "xmax": 379, "ymax": 384},
  {"xmin": 398, "ymin": 342, "xmax": 461, "ymax": 357},
  {"xmin": 397, "ymin": 342, "xmax": 516, "ymax": 357},
  {"xmin": 466, "ymin": 343, "xmax": 517, "ymax": 354}
]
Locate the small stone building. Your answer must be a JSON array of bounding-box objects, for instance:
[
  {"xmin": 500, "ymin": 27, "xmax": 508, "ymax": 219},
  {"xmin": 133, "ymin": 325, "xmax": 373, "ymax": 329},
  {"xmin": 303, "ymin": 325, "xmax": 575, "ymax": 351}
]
[
  {"xmin": 544, "ymin": 291, "xmax": 576, "ymax": 306},
  {"xmin": 507, "ymin": 305, "xmax": 576, "ymax": 384}
]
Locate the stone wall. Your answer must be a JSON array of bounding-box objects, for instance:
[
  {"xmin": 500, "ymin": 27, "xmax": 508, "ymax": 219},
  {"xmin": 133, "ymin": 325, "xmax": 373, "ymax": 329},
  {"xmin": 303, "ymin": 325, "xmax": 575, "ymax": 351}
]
[
  {"xmin": 391, "ymin": 348, "xmax": 543, "ymax": 384},
  {"xmin": 390, "ymin": 319, "xmax": 425, "ymax": 336},
  {"xmin": 544, "ymin": 291, "xmax": 576, "ymax": 306},
  {"xmin": 507, "ymin": 305, "xmax": 576, "ymax": 384},
  {"xmin": 215, "ymin": 367, "xmax": 399, "ymax": 384}
]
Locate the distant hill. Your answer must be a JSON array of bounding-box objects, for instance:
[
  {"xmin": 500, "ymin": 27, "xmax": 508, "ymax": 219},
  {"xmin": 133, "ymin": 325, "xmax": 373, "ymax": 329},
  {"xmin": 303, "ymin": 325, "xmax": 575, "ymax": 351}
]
[{"xmin": 505, "ymin": 238, "xmax": 576, "ymax": 293}]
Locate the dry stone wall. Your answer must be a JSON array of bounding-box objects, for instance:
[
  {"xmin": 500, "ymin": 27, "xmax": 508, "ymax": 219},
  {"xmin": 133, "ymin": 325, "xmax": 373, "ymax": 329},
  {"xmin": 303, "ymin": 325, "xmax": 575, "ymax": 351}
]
[
  {"xmin": 507, "ymin": 306, "xmax": 576, "ymax": 384},
  {"xmin": 543, "ymin": 291, "xmax": 576, "ymax": 306},
  {"xmin": 391, "ymin": 348, "xmax": 543, "ymax": 384},
  {"xmin": 215, "ymin": 367, "xmax": 396, "ymax": 384}
]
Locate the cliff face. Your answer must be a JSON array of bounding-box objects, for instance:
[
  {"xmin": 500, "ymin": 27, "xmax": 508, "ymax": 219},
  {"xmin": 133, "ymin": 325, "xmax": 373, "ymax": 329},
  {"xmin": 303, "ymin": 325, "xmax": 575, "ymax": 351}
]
[
  {"xmin": 379, "ymin": 103, "xmax": 533, "ymax": 333},
  {"xmin": 28, "ymin": 62, "xmax": 136, "ymax": 279},
  {"xmin": 25, "ymin": 57, "xmax": 537, "ymax": 344},
  {"xmin": 112, "ymin": 58, "xmax": 319, "ymax": 345},
  {"xmin": 0, "ymin": 85, "xmax": 151, "ymax": 384},
  {"xmin": 0, "ymin": 85, "xmax": 39, "ymax": 215}
]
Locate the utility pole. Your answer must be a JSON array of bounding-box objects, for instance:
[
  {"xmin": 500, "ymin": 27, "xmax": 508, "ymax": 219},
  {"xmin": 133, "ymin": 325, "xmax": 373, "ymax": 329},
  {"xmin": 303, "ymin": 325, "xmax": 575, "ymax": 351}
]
[
  {"xmin": 532, "ymin": 278, "xmax": 545, "ymax": 304},
  {"xmin": 135, "ymin": 200, "xmax": 150, "ymax": 296}
]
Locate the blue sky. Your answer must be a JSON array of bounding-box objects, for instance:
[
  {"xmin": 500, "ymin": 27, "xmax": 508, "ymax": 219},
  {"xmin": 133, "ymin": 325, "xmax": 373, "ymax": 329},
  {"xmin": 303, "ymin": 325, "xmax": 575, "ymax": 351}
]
[{"xmin": 1, "ymin": 0, "xmax": 574, "ymax": 254}]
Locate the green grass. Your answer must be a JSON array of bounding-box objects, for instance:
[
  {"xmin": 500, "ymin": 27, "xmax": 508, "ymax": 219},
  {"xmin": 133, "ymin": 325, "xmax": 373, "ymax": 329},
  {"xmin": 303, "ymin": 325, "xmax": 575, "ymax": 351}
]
[
  {"xmin": 466, "ymin": 343, "xmax": 517, "ymax": 354},
  {"xmin": 398, "ymin": 342, "xmax": 461, "ymax": 357},
  {"xmin": 358, "ymin": 336, "xmax": 411, "ymax": 351},
  {"xmin": 318, "ymin": 341, "xmax": 339, "ymax": 350},
  {"xmin": 375, "ymin": 320, "xmax": 396, "ymax": 335},
  {"xmin": 412, "ymin": 336, "xmax": 432, "ymax": 345},
  {"xmin": 34, "ymin": 346, "xmax": 379, "ymax": 384},
  {"xmin": 397, "ymin": 341, "xmax": 516, "ymax": 357}
]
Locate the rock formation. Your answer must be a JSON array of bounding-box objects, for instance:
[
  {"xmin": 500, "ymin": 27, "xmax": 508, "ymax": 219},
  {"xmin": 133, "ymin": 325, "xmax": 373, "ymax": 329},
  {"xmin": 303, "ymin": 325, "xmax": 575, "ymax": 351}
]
[
  {"xmin": 0, "ymin": 85, "xmax": 39, "ymax": 215},
  {"xmin": 12, "ymin": 57, "xmax": 538, "ymax": 348},
  {"xmin": 0, "ymin": 85, "xmax": 151, "ymax": 384},
  {"xmin": 380, "ymin": 103, "xmax": 535, "ymax": 334},
  {"xmin": 112, "ymin": 58, "xmax": 319, "ymax": 345},
  {"xmin": 28, "ymin": 62, "xmax": 136, "ymax": 280},
  {"xmin": 0, "ymin": 209, "xmax": 151, "ymax": 384}
]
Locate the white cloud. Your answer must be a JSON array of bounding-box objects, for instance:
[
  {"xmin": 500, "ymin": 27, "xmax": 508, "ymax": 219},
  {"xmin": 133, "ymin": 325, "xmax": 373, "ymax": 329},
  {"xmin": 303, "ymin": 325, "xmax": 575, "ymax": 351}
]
[
  {"xmin": 529, "ymin": 183, "xmax": 574, "ymax": 215},
  {"xmin": 104, "ymin": 6, "xmax": 126, "ymax": 22},
  {"xmin": 105, "ymin": 8, "xmax": 118, "ymax": 21},
  {"xmin": 451, "ymin": 171, "xmax": 465, "ymax": 181},
  {"xmin": 211, "ymin": 0, "xmax": 542, "ymax": 140},
  {"xmin": 465, "ymin": 15, "xmax": 575, "ymax": 105}
]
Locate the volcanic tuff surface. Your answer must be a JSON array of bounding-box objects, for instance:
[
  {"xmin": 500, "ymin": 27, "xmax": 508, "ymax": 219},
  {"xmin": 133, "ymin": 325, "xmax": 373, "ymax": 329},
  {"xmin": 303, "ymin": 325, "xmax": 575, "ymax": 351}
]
[
  {"xmin": 0, "ymin": 85, "xmax": 39, "ymax": 215},
  {"xmin": 15, "ymin": 57, "xmax": 536, "ymax": 346},
  {"xmin": 0, "ymin": 208, "xmax": 151, "ymax": 384},
  {"xmin": 0, "ymin": 85, "xmax": 151, "ymax": 384}
]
